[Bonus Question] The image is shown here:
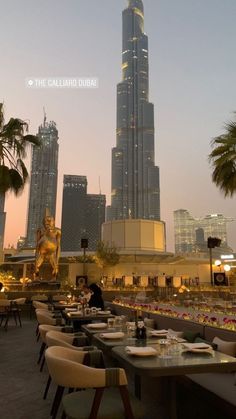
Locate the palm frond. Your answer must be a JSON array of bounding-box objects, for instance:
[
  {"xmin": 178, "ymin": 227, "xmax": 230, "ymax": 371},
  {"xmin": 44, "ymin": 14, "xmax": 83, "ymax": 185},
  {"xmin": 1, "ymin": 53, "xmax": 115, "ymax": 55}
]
[
  {"xmin": 0, "ymin": 105, "xmax": 39, "ymax": 195},
  {"xmin": 209, "ymin": 114, "xmax": 236, "ymax": 197}
]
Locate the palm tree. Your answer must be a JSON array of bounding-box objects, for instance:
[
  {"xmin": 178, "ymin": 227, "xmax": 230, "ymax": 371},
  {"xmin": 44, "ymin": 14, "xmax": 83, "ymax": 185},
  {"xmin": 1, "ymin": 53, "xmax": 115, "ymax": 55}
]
[
  {"xmin": 209, "ymin": 114, "xmax": 236, "ymax": 197},
  {"xmin": 0, "ymin": 103, "xmax": 40, "ymax": 195}
]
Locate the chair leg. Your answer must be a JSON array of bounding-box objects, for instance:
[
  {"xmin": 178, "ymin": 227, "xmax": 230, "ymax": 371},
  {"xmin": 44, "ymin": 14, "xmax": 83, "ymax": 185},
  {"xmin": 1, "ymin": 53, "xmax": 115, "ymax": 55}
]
[
  {"xmin": 17, "ymin": 310, "xmax": 22, "ymax": 327},
  {"xmin": 119, "ymin": 386, "xmax": 135, "ymax": 419},
  {"xmin": 4, "ymin": 313, "xmax": 9, "ymax": 331},
  {"xmin": 43, "ymin": 375, "xmax": 51, "ymax": 400},
  {"xmin": 51, "ymin": 385, "xmax": 64, "ymax": 419},
  {"xmin": 13, "ymin": 310, "xmax": 18, "ymax": 325},
  {"xmin": 88, "ymin": 388, "xmax": 104, "ymax": 419},
  {"xmin": 37, "ymin": 342, "xmax": 46, "ymax": 364},
  {"xmin": 40, "ymin": 355, "xmax": 45, "ymax": 372}
]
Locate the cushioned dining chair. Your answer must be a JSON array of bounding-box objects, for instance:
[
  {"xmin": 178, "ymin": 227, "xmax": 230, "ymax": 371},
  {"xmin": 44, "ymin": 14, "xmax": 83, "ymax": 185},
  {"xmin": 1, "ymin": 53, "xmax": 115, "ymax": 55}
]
[
  {"xmin": 38, "ymin": 324, "xmax": 64, "ymax": 368},
  {"xmin": 45, "ymin": 330, "xmax": 90, "ymax": 350},
  {"xmin": 33, "ymin": 301, "xmax": 49, "ymax": 310},
  {"xmin": 43, "ymin": 330, "xmax": 94, "ymax": 400},
  {"xmin": 45, "ymin": 346, "xmax": 145, "ymax": 419}
]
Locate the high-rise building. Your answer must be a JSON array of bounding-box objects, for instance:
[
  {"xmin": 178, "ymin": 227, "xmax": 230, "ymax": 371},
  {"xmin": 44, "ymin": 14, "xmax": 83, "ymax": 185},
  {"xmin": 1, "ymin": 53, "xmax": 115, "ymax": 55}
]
[
  {"xmin": 26, "ymin": 115, "xmax": 59, "ymax": 248},
  {"xmin": 0, "ymin": 194, "xmax": 6, "ymax": 252},
  {"xmin": 61, "ymin": 175, "xmax": 105, "ymax": 252},
  {"xmin": 86, "ymin": 194, "xmax": 106, "ymax": 251},
  {"xmin": 109, "ymin": 0, "xmax": 160, "ymax": 221},
  {"xmin": 174, "ymin": 209, "xmax": 234, "ymax": 254}
]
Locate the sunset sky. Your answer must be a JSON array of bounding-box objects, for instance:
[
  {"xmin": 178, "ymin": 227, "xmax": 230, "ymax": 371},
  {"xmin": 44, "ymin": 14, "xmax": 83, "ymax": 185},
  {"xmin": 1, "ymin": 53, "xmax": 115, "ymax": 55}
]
[{"xmin": 1, "ymin": 0, "xmax": 235, "ymax": 252}]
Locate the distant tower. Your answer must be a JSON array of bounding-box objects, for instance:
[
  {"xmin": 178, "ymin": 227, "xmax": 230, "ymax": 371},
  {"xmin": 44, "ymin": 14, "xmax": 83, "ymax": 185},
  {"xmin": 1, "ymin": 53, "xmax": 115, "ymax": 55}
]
[
  {"xmin": 61, "ymin": 175, "xmax": 106, "ymax": 251},
  {"xmin": 109, "ymin": 0, "xmax": 160, "ymax": 221},
  {"xmin": 0, "ymin": 194, "xmax": 6, "ymax": 252},
  {"xmin": 26, "ymin": 114, "xmax": 59, "ymax": 248},
  {"xmin": 174, "ymin": 209, "xmax": 234, "ymax": 254}
]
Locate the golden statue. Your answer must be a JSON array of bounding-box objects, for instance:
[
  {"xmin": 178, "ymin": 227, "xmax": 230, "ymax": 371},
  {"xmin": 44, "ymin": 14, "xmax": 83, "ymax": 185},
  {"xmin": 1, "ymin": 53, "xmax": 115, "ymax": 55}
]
[{"xmin": 35, "ymin": 209, "xmax": 61, "ymax": 279}]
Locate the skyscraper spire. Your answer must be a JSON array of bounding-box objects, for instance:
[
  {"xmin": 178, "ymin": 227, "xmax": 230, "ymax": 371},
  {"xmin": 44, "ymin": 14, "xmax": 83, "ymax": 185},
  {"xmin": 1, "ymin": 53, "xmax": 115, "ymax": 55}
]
[
  {"xmin": 109, "ymin": 1, "xmax": 160, "ymax": 221},
  {"xmin": 128, "ymin": 0, "xmax": 144, "ymax": 12}
]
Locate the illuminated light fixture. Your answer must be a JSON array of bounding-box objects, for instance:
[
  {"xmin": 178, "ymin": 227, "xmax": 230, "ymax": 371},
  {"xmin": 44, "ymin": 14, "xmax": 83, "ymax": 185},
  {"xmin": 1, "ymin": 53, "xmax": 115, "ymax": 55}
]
[
  {"xmin": 214, "ymin": 260, "xmax": 221, "ymax": 266},
  {"xmin": 221, "ymin": 254, "xmax": 234, "ymax": 259},
  {"xmin": 224, "ymin": 265, "xmax": 231, "ymax": 272}
]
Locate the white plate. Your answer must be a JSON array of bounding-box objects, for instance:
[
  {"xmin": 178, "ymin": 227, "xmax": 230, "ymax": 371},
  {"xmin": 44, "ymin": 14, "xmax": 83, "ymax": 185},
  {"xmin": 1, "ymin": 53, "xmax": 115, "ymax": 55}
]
[{"xmin": 182, "ymin": 342, "xmax": 210, "ymax": 350}]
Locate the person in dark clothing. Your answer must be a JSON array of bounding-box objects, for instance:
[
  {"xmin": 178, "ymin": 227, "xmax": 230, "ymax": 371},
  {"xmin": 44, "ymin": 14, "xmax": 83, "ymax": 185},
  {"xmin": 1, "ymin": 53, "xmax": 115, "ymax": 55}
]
[{"xmin": 88, "ymin": 283, "xmax": 104, "ymax": 310}]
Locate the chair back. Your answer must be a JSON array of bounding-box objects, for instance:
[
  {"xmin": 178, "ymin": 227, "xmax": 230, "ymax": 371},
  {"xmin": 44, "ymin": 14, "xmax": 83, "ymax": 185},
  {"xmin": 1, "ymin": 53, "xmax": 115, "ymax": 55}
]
[
  {"xmin": 0, "ymin": 300, "xmax": 10, "ymax": 312},
  {"xmin": 46, "ymin": 331, "xmax": 75, "ymax": 348},
  {"xmin": 39, "ymin": 325, "xmax": 63, "ymax": 343},
  {"xmin": 45, "ymin": 346, "xmax": 127, "ymax": 388},
  {"xmin": 12, "ymin": 298, "xmax": 26, "ymax": 305},
  {"xmin": 36, "ymin": 312, "xmax": 57, "ymax": 326},
  {"xmin": 33, "ymin": 301, "xmax": 49, "ymax": 310}
]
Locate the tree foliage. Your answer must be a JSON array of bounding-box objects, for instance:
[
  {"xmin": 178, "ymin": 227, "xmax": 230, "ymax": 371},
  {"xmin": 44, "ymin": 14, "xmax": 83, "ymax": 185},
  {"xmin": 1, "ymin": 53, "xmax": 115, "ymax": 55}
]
[
  {"xmin": 95, "ymin": 241, "xmax": 120, "ymax": 269},
  {"xmin": 0, "ymin": 103, "xmax": 40, "ymax": 195},
  {"xmin": 209, "ymin": 114, "xmax": 236, "ymax": 197}
]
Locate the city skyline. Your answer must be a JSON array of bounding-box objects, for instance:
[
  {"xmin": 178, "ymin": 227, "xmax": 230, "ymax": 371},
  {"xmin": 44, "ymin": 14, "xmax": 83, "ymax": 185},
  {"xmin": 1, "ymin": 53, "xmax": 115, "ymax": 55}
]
[{"xmin": 1, "ymin": 0, "xmax": 236, "ymax": 251}]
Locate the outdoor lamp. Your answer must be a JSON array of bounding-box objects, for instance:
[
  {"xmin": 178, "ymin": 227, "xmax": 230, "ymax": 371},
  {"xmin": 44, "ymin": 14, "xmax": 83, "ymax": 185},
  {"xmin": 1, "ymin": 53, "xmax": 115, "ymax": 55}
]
[{"xmin": 215, "ymin": 260, "xmax": 221, "ymax": 267}]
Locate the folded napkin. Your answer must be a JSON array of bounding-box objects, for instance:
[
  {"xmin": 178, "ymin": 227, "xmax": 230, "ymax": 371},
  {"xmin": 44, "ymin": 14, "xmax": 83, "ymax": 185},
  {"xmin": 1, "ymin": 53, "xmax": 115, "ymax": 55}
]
[
  {"xmin": 182, "ymin": 342, "xmax": 210, "ymax": 350},
  {"xmin": 65, "ymin": 308, "xmax": 78, "ymax": 312},
  {"xmin": 100, "ymin": 332, "xmax": 124, "ymax": 339},
  {"xmin": 97, "ymin": 310, "xmax": 111, "ymax": 315},
  {"xmin": 68, "ymin": 311, "xmax": 82, "ymax": 316},
  {"xmin": 87, "ymin": 323, "xmax": 107, "ymax": 329},
  {"xmin": 125, "ymin": 346, "xmax": 157, "ymax": 356},
  {"xmin": 150, "ymin": 329, "xmax": 168, "ymax": 336}
]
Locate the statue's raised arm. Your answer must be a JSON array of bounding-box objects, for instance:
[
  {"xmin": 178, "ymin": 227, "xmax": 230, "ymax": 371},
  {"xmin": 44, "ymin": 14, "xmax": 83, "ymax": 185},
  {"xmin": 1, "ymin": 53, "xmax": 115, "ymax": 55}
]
[{"xmin": 35, "ymin": 210, "xmax": 61, "ymax": 280}]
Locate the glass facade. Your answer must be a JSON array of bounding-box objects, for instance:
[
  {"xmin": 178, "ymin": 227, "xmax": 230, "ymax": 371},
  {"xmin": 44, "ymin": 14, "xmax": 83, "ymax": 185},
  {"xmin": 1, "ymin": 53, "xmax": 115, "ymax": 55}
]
[
  {"xmin": 61, "ymin": 175, "xmax": 105, "ymax": 251},
  {"xmin": 109, "ymin": 0, "xmax": 160, "ymax": 221},
  {"xmin": 26, "ymin": 118, "xmax": 59, "ymax": 248},
  {"xmin": 174, "ymin": 209, "xmax": 234, "ymax": 254}
]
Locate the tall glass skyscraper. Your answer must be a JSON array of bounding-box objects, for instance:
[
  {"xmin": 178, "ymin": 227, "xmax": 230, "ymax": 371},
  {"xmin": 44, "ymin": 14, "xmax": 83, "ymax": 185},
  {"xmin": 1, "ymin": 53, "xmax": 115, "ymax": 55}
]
[
  {"xmin": 26, "ymin": 115, "xmax": 59, "ymax": 248},
  {"xmin": 109, "ymin": 0, "xmax": 160, "ymax": 221},
  {"xmin": 174, "ymin": 209, "xmax": 234, "ymax": 254},
  {"xmin": 61, "ymin": 175, "xmax": 105, "ymax": 251}
]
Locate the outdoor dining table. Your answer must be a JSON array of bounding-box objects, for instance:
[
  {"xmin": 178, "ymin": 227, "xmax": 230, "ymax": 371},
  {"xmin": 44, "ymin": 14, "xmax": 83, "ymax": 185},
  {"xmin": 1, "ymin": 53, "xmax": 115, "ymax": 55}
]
[
  {"xmin": 63, "ymin": 311, "xmax": 115, "ymax": 331},
  {"xmin": 111, "ymin": 344, "xmax": 236, "ymax": 419}
]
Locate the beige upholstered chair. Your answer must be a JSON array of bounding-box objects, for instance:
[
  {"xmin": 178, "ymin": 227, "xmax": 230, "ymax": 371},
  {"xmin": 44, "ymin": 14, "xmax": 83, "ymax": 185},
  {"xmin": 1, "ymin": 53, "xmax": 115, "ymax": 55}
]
[
  {"xmin": 43, "ymin": 330, "xmax": 92, "ymax": 400},
  {"xmin": 33, "ymin": 301, "xmax": 49, "ymax": 310},
  {"xmin": 46, "ymin": 330, "xmax": 89, "ymax": 350},
  {"xmin": 35, "ymin": 312, "xmax": 61, "ymax": 339},
  {"xmin": 45, "ymin": 346, "xmax": 145, "ymax": 419},
  {"xmin": 45, "ymin": 346, "xmax": 105, "ymax": 419},
  {"xmin": 38, "ymin": 324, "xmax": 64, "ymax": 367}
]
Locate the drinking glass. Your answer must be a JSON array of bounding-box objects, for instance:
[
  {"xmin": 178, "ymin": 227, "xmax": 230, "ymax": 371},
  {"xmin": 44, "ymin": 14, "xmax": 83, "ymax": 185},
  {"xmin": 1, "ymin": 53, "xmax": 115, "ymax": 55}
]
[{"xmin": 107, "ymin": 318, "xmax": 115, "ymax": 329}]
